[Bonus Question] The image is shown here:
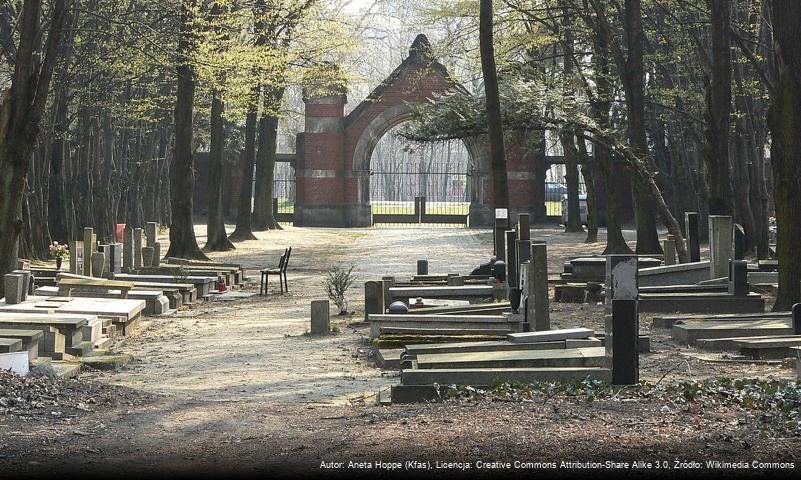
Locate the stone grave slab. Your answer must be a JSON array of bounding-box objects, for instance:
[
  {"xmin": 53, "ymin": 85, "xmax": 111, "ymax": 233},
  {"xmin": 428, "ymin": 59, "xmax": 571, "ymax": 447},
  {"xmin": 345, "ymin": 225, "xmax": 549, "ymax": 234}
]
[
  {"xmin": 507, "ymin": 327, "xmax": 594, "ymax": 344},
  {"xmin": 672, "ymin": 319, "xmax": 793, "ymax": 345},
  {"xmin": 400, "ymin": 366, "xmax": 611, "ymax": 386},
  {"xmin": 415, "ymin": 346, "xmax": 606, "ymax": 370}
]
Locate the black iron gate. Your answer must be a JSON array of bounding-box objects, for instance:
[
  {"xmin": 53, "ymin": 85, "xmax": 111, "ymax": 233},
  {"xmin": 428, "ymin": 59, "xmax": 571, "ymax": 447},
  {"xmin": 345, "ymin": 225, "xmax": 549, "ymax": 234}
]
[
  {"xmin": 370, "ymin": 159, "xmax": 472, "ymax": 226},
  {"xmin": 272, "ymin": 160, "xmax": 295, "ymax": 224}
]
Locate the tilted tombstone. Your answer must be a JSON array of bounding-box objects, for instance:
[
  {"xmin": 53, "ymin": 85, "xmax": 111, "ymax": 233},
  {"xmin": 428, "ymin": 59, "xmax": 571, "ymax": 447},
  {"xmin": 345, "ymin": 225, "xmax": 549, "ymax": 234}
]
[
  {"xmin": 604, "ymin": 254, "xmax": 639, "ymax": 385},
  {"xmin": 685, "ymin": 212, "xmax": 701, "ymax": 263},
  {"xmin": 364, "ymin": 281, "xmax": 384, "ymax": 321},
  {"xmin": 709, "ymin": 215, "xmax": 733, "ymax": 279}
]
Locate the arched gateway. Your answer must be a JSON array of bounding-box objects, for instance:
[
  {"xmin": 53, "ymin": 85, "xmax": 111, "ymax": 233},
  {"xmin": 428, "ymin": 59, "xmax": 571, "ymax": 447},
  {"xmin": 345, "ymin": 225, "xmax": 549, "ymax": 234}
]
[{"xmin": 294, "ymin": 34, "xmax": 548, "ymax": 227}]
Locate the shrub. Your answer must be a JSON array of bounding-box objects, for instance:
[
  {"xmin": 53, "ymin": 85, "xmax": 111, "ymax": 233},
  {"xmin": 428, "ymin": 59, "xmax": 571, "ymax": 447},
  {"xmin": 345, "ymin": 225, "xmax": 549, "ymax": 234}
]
[{"xmin": 324, "ymin": 265, "xmax": 356, "ymax": 314}]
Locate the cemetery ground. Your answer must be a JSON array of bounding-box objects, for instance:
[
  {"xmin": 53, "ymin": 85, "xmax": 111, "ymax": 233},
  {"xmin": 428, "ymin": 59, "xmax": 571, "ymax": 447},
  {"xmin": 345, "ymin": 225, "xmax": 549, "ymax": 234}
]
[{"xmin": 2, "ymin": 226, "xmax": 800, "ymax": 476}]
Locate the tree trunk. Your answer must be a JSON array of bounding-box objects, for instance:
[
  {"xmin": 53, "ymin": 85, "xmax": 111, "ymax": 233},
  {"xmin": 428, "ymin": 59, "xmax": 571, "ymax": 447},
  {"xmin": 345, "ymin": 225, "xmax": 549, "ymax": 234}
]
[
  {"xmin": 0, "ymin": 0, "xmax": 69, "ymax": 297},
  {"xmin": 704, "ymin": 0, "xmax": 734, "ymax": 216},
  {"xmin": 480, "ymin": 0, "xmax": 510, "ymax": 255},
  {"xmin": 578, "ymin": 137, "xmax": 598, "ymax": 242},
  {"xmin": 768, "ymin": 0, "xmax": 801, "ymax": 310},
  {"xmin": 252, "ymin": 100, "xmax": 283, "ymax": 231},
  {"xmin": 204, "ymin": 90, "xmax": 234, "ymax": 251},
  {"xmin": 229, "ymin": 96, "xmax": 258, "ymax": 242},
  {"xmin": 623, "ymin": 0, "xmax": 661, "ymax": 254},
  {"xmin": 166, "ymin": 2, "xmax": 208, "ymax": 260}
]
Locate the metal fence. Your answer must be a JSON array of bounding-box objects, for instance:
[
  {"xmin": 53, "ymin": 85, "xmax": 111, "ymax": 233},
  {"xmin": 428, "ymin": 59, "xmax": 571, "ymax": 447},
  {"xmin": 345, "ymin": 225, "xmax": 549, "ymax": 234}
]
[
  {"xmin": 273, "ymin": 161, "xmax": 295, "ymax": 224},
  {"xmin": 370, "ymin": 159, "xmax": 472, "ymax": 226}
]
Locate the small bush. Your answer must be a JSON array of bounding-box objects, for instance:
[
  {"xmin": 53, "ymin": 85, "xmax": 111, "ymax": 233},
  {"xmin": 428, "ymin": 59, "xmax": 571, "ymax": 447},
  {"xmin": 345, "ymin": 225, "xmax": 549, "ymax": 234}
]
[{"xmin": 324, "ymin": 265, "xmax": 356, "ymax": 314}]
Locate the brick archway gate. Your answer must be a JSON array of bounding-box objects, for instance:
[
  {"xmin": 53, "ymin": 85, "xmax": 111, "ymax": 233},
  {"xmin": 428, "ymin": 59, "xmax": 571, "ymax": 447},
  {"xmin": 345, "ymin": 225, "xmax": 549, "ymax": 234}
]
[{"xmin": 294, "ymin": 34, "xmax": 548, "ymax": 227}]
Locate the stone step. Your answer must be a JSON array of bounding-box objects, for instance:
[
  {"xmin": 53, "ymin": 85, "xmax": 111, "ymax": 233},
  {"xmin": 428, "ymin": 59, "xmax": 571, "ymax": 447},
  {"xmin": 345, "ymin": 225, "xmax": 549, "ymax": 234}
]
[
  {"xmin": 638, "ymin": 293, "xmax": 765, "ymax": 314},
  {"xmin": 414, "ymin": 346, "xmax": 606, "ymax": 370},
  {"xmin": 651, "ymin": 312, "xmax": 790, "ymax": 329},
  {"xmin": 734, "ymin": 336, "xmax": 801, "ymax": 360},
  {"xmin": 376, "ymin": 349, "xmax": 404, "ymax": 369},
  {"xmin": 379, "ymin": 326, "xmax": 514, "ymax": 337},
  {"xmin": 401, "ymin": 366, "xmax": 611, "ymax": 386},
  {"xmin": 0, "ymin": 337, "xmax": 23, "ymax": 353},
  {"xmin": 507, "ymin": 328, "xmax": 594, "ymax": 344},
  {"xmin": 672, "ymin": 319, "xmax": 793, "ymax": 345},
  {"xmin": 64, "ymin": 340, "xmax": 95, "ymax": 357}
]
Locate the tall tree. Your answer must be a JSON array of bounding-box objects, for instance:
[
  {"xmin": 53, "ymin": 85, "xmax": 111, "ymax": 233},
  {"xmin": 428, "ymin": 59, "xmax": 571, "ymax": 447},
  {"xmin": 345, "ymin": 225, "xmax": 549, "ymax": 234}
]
[
  {"xmin": 0, "ymin": 0, "xmax": 70, "ymax": 297},
  {"xmin": 704, "ymin": 0, "xmax": 734, "ymax": 216},
  {"xmin": 768, "ymin": 0, "xmax": 801, "ymax": 310},
  {"xmin": 560, "ymin": 2, "xmax": 584, "ymax": 233},
  {"xmin": 204, "ymin": 89, "xmax": 235, "ymax": 251},
  {"xmin": 166, "ymin": 0, "xmax": 209, "ymax": 259},
  {"xmin": 479, "ymin": 0, "xmax": 510, "ymax": 256}
]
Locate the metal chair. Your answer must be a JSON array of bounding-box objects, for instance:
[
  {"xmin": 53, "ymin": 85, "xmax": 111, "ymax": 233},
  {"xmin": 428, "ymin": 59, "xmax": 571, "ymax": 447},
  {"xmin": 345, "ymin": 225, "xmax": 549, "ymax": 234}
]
[{"xmin": 260, "ymin": 248, "xmax": 287, "ymax": 295}]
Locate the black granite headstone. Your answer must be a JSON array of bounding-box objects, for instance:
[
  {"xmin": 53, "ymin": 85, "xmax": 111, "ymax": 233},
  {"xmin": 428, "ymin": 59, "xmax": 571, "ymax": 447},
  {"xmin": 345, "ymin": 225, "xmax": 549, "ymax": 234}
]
[
  {"xmin": 416, "ymin": 259, "xmax": 429, "ymax": 276},
  {"xmin": 685, "ymin": 212, "xmax": 701, "ymax": 263},
  {"xmin": 611, "ymin": 299, "xmax": 639, "ymax": 385},
  {"xmin": 728, "ymin": 259, "xmax": 748, "ymax": 297},
  {"xmin": 793, "ymin": 303, "xmax": 801, "ymax": 335},
  {"xmin": 505, "ymin": 230, "xmax": 519, "ymax": 289},
  {"xmin": 734, "ymin": 224, "xmax": 746, "ymax": 261}
]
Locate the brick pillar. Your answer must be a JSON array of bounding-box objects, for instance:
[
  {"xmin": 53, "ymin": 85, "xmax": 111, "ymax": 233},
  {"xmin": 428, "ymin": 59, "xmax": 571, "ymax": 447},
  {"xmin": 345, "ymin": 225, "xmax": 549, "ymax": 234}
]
[{"xmin": 295, "ymin": 88, "xmax": 348, "ymax": 227}]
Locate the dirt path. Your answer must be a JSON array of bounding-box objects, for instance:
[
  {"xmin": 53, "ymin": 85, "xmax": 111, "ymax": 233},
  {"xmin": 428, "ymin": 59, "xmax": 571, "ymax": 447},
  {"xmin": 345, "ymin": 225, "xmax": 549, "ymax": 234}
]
[{"xmin": 3, "ymin": 225, "xmax": 800, "ymax": 477}]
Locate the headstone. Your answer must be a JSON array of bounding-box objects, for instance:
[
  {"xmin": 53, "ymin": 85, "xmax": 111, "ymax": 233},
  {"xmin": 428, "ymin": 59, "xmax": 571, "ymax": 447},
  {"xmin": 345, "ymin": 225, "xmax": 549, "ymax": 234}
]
[
  {"xmin": 16, "ymin": 259, "xmax": 29, "ymax": 270},
  {"xmin": 83, "ymin": 227, "xmax": 95, "ymax": 277},
  {"xmin": 133, "ymin": 228, "xmax": 144, "ymax": 269},
  {"xmin": 793, "ymin": 304, "xmax": 801, "ymax": 336},
  {"xmin": 505, "ymin": 230, "xmax": 519, "ymax": 289},
  {"xmin": 68, "ymin": 240, "xmax": 84, "ymax": 275},
  {"xmin": 518, "ymin": 213, "xmax": 531, "ymax": 241},
  {"xmin": 388, "ymin": 301, "xmax": 408, "ymax": 314},
  {"xmin": 145, "ymin": 222, "xmax": 158, "ymax": 247},
  {"xmin": 446, "ymin": 275, "xmax": 464, "ymax": 286},
  {"xmin": 310, "ymin": 300, "xmax": 330, "ymax": 335},
  {"xmin": 91, "ymin": 252, "xmax": 106, "ymax": 278},
  {"xmin": 728, "ymin": 259, "xmax": 748, "ymax": 297},
  {"xmin": 734, "ymin": 223, "xmax": 746, "ymax": 261},
  {"xmin": 142, "ymin": 247, "xmax": 155, "ymax": 268},
  {"xmin": 3, "ymin": 273, "xmax": 25, "ymax": 304},
  {"xmin": 364, "ymin": 281, "xmax": 384, "ymax": 321},
  {"xmin": 663, "ymin": 235, "xmax": 677, "ymax": 266},
  {"xmin": 685, "ymin": 212, "xmax": 701, "ymax": 263},
  {"xmin": 381, "ymin": 276, "xmax": 395, "ymax": 311},
  {"xmin": 604, "ymin": 254, "xmax": 639, "ymax": 385},
  {"xmin": 709, "ymin": 215, "xmax": 733, "ymax": 279},
  {"xmin": 152, "ymin": 241, "xmax": 161, "ymax": 266},
  {"xmin": 517, "ymin": 239, "xmax": 532, "ymax": 265},
  {"xmin": 11, "ymin": 270, "xmax": 31, "ymax": 301},
  {"xmin": 123, "ymin": 227, "xmax": 133, "ymax": 272},
  {"xmin": 102, "ymin": 243, "xmax": 123, "ymax": 274},
  {"xmin": 494, "ymin": 210, "xmax": 508, "ymax": 259},
  {"xmin": 529, "ymin": 242, "xmax": 550, "ymax": 331},
  {"xmin": 416, "ymin": 260, "xmax": 429, "ymax": 276}
]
